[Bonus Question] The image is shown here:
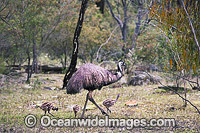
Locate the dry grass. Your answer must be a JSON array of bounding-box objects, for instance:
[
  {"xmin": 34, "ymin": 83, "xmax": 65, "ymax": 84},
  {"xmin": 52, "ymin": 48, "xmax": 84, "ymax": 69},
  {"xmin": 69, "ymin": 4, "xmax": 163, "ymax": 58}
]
[{"xmin": 0, "ymin": 73, "xmax": 200, "ymax": 132}]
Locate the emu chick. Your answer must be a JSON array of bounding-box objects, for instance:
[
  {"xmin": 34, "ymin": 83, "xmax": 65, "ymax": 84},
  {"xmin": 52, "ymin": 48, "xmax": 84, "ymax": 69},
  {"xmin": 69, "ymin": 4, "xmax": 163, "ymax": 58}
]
[
  {"xmin": 103, "ymin": 94, "xmax": 120, "ymax": 113},
  {"xmin": 73, "ymin": 105, "xmax": 80, "ymax": 118},
  {"xmin": 40, "ymin": 102, "xmax": 58, "ymax": 116}
]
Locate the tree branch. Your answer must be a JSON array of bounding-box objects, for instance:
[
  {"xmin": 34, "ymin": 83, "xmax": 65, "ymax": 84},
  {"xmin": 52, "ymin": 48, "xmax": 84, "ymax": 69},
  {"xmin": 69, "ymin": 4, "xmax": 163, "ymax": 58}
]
[
  {"xmin": 105, "ymin": 0, "xmax": 123, "ymax": 28},
  {"xmin": 117, "ymin": 0, "xmax": 120, "ymax": 19},
  {"xmin": 0, "ymin": 16, "xmax": 10, "ymax": 25},
  {"xmin": 95, "ymin": 25, "xmax": 119, "ymax": 62}
]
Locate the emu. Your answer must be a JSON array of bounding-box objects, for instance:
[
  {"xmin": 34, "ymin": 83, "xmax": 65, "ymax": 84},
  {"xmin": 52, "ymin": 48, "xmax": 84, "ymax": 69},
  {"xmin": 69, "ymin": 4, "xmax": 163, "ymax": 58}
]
[
  {"xmin": 38, "ymin": 102, "xmax": 58, "ymax": 116},
  {"xmin": 103, "ymin": 94, "xmax": 120, "ymax": 113},
  {"xmin": 73, "ymin": 105, "xmax": 81, "ymax": 118},
  {"xmin": 66, "ymin": 61, "xmax": 126, "ymax": 118}
]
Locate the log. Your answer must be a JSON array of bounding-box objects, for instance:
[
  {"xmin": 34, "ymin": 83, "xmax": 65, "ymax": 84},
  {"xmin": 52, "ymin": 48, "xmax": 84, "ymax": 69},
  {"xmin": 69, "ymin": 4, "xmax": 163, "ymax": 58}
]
[{"xmin": 23, "ymin": 65, "xmax": 65, "ymax": 73}]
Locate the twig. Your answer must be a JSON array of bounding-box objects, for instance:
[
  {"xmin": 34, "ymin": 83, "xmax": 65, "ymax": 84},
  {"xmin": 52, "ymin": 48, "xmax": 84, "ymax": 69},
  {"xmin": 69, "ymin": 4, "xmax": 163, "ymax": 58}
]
[
  {"xmin": 144, "ymin": 71, "xmax": 200, "ymax": 114},
  {"xmin": 95, "ymin": 25, "xmax": 119, "ymax": 62},
  {"xmin": 98, "ymin": 60, "xmax": 117, "ymax": 66}
]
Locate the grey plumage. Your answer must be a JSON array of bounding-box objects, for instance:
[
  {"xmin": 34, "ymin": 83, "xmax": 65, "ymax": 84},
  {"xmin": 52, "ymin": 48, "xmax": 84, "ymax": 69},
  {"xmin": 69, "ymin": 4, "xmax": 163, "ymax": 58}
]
[
  {"xmin": 66, "ymin": 61, "xmax": 126, "ymax": 118},
  {"xmin": 67, "ymin": 63, "xmax": 123, "ymax": 94}
]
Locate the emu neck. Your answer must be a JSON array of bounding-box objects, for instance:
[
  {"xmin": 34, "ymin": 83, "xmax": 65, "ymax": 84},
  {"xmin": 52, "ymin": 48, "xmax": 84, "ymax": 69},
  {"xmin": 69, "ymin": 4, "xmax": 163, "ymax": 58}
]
[
  {"xmin": 116, "ymin": 64, "xmax": 123, "ymax": 79},
  {"xmin": 117, "ymin": 64, "xmax": 122, "ymax": 73},
  {"xmin": 115, "ymin": 72, "xmax": 122, "ymax": 80}
]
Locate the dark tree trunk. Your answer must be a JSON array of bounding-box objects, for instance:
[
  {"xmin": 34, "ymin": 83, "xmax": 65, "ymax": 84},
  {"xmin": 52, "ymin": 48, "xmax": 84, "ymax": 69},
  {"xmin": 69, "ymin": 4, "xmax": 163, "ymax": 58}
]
[
  {"xmin": 64, "ymin": 47, "xmax": 67, "ymax": 68},
  {"xmin": 62, "ymin": 0, "xmax": 88, "ymax": 89},
  {"xmin": 96, "ymin": 0, "xmax": 105, "ymax": 14},
  {"xmin": 26, "ymin": 47, "xmax": 31, "ymax": 83},
  {"xmin": 32, "ymin": 38, "xmax": 38, "ymax": 73}
]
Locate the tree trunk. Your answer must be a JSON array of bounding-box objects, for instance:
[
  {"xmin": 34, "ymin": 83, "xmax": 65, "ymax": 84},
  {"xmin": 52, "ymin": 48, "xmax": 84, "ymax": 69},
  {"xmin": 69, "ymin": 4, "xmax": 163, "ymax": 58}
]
[
  {"xmin": 32, "ymin": 38, "xmax": 38, "ymax": 73},
  {"xmin": 62, "ymin": 0, "xmax": 88, "ymax": 89},
  {"xmin": 26, "ymin": 47, "xmax": 31, "ymax": 83},
  {"xmin": 96, "ymin": 0, "xmax": 105, "ymax": 14},
  {"xmin": 64, "ymin": 47, "xmax": 67, "ymax": 68}
]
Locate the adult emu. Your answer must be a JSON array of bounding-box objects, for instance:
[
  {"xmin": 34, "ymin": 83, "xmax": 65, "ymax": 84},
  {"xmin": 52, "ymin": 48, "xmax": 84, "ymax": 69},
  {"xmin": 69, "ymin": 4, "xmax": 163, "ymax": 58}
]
[{"xmin": 66, "ymin": 61, "xmax": 126, "ymax": 118}]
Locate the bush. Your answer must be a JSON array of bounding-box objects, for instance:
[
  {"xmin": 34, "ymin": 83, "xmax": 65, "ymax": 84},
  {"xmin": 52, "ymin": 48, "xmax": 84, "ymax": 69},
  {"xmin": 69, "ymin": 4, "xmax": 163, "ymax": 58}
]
[{"xmin": 0, "ymin": 57, "xmax": 9, "ymax": 74}]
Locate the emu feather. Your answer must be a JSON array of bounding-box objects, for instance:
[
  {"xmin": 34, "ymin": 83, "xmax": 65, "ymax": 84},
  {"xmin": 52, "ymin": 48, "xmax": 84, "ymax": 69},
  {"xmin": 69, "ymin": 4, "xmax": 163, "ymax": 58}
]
[{"xmin": 66, "ymin": 63, "xmax": 122, "ymax": 94}]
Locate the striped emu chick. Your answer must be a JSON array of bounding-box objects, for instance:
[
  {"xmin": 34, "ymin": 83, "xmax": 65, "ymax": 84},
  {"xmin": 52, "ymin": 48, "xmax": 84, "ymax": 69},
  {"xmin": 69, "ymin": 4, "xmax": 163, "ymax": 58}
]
[
  {"xmin": 40, "ymin": 102, "xmax": 58, "ymax": 116},
  {"xmin": 73, "ymin": 105, "xmax": 80, "ymax": 118},
  {"xmin": 103, "ymin": 94, "xmax": 120, "ymax": 113}
]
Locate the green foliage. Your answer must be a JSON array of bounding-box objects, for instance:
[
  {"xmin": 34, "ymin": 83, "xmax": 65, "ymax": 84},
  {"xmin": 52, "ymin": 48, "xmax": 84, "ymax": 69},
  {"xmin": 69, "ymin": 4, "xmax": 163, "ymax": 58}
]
[
  {"xmin": 150, "ymin": 0, "xmax": 200, "ymax": 74},
  {"xmin": 1, "ymin": 0, "xmax": 60, "ymax": 66},
  {"xmin": 1, "ymin": 0, "xmax": 184, "ymax": 70},
  {"xmin": 0, "ymin": 57, "xmax": 7, "ymax": 74}
]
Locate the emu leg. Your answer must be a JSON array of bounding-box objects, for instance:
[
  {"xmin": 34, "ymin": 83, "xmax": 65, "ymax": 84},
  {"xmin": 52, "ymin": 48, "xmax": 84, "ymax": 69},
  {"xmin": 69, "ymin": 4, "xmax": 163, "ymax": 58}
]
[
  {"xmin": 106, "ymin": 107, "xmax": 111, "ymax": 113},
  {"xmin": 88, "ymin": 91, "xmax": 108, "ymax": 116},
  {"xmin": 81, "ymin": 92, "xmax": 89, "ymax": 118},
  {"xmin": 108, "ymin": 108, "xmax": 112, "ymax": 113},
  {"xmin": 48, "ymin": 110, "xmax": 54, "ymax": 117}
]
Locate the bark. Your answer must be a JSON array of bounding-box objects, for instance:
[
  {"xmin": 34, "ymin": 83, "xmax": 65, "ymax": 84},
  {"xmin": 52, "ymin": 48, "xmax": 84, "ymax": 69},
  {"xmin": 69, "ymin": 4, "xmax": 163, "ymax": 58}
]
[{"xmin": 62, "ymin": 0, "xmax": 88, "ymax": 89}]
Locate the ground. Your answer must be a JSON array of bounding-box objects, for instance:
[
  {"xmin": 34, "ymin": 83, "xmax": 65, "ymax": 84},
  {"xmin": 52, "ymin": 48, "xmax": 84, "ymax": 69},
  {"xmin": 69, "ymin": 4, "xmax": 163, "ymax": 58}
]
[{"xmin": 0, "ymin": 73, "xmax": 200, "ymax": 132}]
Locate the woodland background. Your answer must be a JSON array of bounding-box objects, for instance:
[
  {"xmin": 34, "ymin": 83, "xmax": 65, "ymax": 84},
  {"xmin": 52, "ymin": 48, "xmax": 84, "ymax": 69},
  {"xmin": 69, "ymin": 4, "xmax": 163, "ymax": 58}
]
[
  {"xmin": 0, "ymin": 0, "xmax": 200, "ymax": 132},
  {"xmin": 0, "ymin": 0, "xmax": 199, "ymax": 78}
]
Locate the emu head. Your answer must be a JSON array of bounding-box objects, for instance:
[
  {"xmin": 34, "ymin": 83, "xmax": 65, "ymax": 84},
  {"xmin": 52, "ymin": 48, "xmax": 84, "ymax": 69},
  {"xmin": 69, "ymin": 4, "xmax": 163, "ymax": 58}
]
[
  {"xmin": 117, "ymin": 61, "xmax": 126, "ymax": 73},
  {"xmin": 52, "ymin": 107, "xmax": 58, "ymax": 111}
]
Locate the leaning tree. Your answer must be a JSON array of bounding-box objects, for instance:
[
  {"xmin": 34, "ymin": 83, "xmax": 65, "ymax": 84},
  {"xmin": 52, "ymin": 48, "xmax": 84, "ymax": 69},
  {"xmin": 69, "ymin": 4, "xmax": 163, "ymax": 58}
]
[{"xmin": 62, "ymin": 0, "xmax": 89, "ymax": 89}]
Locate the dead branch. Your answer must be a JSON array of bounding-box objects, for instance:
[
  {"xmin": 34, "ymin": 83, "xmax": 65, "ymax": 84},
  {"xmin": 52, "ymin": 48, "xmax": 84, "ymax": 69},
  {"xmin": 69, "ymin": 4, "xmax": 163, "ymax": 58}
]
[{"xmin": 144, "ymin": 71, "xmax": 200, "ymax": 114}]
